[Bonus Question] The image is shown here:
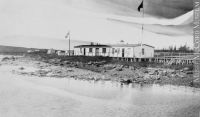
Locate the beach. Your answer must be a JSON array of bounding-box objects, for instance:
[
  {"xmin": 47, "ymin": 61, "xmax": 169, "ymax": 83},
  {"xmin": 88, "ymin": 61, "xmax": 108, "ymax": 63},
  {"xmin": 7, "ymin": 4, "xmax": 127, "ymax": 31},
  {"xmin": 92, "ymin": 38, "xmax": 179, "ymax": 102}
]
[
  {"xmin": 1, "ymin": 53, "xmax": 197, "ymax": 87},
  {"xmin": 0, "ymin": 55, "xmax": 200, "ymax": 117}
]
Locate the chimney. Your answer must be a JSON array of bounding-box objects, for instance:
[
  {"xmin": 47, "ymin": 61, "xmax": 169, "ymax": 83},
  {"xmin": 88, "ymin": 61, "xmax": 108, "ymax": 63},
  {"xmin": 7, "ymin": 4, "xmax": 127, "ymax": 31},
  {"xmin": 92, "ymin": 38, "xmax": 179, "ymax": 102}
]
[
  {"xmin": 90, "ymin": 42, "xmax": 94, "ymax": 45},
  {"xmin": 120, "ymin": 40, "xmax": 125, "ymax": 44}
]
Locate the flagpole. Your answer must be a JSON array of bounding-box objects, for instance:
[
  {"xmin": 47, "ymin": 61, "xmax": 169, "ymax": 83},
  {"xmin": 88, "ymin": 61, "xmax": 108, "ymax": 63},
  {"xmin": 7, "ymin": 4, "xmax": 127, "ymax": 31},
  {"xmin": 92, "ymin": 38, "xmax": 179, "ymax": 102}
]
[
  {"xmin": 137, "ymin": 0, "xmax": 144, "ymax": 58},
  {"xmin": 141, "ymin": 0, "xmax": 144, "ymax": 47},
  {"xmin": 65, "ymin": 31, "xmax": 71, "ymax": 56},
  {"xmin": 69, "ymin": 31, "xmax": 70, "ymax": 56}
]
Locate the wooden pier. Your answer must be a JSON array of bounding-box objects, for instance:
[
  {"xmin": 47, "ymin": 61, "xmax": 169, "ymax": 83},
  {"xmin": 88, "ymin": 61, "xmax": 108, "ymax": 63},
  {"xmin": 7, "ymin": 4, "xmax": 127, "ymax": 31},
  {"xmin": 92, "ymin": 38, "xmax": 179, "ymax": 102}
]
[
  {"xmin": 154, "ymin": 52, "xmax": 199, "ymax": 65},
  {"xmin": 113, "ymin": 52, "xmax": 199, "ymax": 65}
]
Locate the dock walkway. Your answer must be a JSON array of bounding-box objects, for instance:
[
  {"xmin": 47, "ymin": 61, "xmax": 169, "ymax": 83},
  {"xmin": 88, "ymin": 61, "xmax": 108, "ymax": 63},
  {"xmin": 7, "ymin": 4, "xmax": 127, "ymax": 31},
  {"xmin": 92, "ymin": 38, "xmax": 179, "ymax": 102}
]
[{"xmin": 113, "ymin": 52, "xmax": 199, "ymax": 65}]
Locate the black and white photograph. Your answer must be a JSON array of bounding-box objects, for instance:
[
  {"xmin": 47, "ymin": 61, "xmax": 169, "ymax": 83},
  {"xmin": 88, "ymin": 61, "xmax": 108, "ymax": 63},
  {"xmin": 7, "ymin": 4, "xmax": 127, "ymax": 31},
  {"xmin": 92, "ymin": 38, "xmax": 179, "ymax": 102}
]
[{"xmin": 0, "ymin": 0, "xmax": 200, "ymax": 117}]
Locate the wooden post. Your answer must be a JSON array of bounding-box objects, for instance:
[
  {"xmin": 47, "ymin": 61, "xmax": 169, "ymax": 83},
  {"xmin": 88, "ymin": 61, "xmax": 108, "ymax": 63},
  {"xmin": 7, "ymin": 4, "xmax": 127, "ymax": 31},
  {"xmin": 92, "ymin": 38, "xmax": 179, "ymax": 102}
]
[
  {"xmin": 139, "ymin": 58, "xmax": 141, "ymax": 62},
  {"xmin": 164, "ymin": 52, "xmax": 165, "ymax": 64},
  {"xmin": 149, "ymin": 58, "xmax": 152, "ymax": 62},
  {"xmin": 69, "ymin": 32, "xmax": 71, "ymax": 56},
  {"xmin": 157, "ymin": 55, "xmax": 158, "ymax": 63}
]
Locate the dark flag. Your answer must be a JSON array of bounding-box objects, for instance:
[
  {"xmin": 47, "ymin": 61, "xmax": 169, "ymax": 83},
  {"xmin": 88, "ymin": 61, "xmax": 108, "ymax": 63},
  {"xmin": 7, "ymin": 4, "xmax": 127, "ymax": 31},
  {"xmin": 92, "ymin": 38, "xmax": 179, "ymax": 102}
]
[
  {"xmin": 65, "ymin": 31, "xmax": 70, "ymax": 39},
  {"xmin": 137, "ymin": 1, "xmax": 143, "ymax": 12}
]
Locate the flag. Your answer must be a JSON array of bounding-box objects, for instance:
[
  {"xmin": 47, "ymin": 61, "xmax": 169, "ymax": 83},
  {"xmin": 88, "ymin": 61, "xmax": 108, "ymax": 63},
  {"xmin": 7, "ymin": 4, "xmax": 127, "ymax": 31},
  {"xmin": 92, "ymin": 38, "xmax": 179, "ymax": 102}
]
[
  {"xmin": 138, "ymin": 1, "xmax": 143, "ymax": 12},
  {"xmin": 65, "ymin": 31, "xmax": 70, "ymax": 39}
]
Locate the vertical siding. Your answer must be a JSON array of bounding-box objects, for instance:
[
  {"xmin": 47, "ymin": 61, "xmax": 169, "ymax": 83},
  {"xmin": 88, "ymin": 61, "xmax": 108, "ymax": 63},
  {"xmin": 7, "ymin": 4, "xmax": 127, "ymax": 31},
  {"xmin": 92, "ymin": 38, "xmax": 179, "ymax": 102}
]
[
  {"xmin": 110, "ymin": 47, "xmax": 122, "ymax": 57},
  {"xmin": 134, "ymin": 46, "xmax": 142, "ymax": 58},
  {"xmin": 134, "ymin": 45, "xmax": 154, "ymax": 58},
  {"xmin": 124, "ymin": 47, "xmax": 133, "ymax": 58},
  {"xmin": 74, "ymin": 47, "xmax": 111, "ymax": 56},
  {"xmin": 86, "ymin": 48, "xmax": 94, "ymax": 56},
  {"xmin": 74, "ymin": 45, "xmax": 154, "ymax": 58},
  {"xmin": 110, "ymin": 47, "xmax": 134, "ymax": 58}
]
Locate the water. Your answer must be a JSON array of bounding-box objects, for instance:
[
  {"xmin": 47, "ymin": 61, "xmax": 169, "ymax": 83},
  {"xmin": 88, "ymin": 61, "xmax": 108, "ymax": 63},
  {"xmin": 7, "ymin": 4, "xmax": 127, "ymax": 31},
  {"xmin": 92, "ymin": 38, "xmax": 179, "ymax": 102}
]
[
  {"xmin": 32, "ymin": 77, "xmax": 200, "ymax": 117},
  {"xmin": 67, "ymin": 79, "xmax": 200, "ymax": 117},
  {"xmin": 64, "ymin": 79, "xmax": 200, "ymax": 100}
]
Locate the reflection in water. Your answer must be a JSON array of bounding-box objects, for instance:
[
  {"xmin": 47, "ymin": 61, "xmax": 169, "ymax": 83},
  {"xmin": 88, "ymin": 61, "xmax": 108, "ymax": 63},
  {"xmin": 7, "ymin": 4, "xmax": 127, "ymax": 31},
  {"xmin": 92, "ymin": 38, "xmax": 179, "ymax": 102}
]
[
  {"xmin": 62, "ymin": 78, "xmax": 200, "ymax": 117},
  {"xmin": 64, "ymin": 78, "xmax": 200, "ymax": 101},
  {"xmin": 65, "ymin": 79, "xmax": 200, "ymax": 117}
]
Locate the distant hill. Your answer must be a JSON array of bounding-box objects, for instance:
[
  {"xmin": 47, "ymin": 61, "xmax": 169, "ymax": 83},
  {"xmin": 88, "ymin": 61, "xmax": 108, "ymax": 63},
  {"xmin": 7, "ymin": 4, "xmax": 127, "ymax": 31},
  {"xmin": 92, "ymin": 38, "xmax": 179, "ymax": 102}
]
[
  {"xmin": 0, "ymin": 45, "xmax": 33, "ymax": 53},
  {"xmin": 0, "ymin": 45, "xmax": 41, "ymax": 53},
  {"xmin": 0, "ymin": 35, "xmax": 92, "ymax": 50}
]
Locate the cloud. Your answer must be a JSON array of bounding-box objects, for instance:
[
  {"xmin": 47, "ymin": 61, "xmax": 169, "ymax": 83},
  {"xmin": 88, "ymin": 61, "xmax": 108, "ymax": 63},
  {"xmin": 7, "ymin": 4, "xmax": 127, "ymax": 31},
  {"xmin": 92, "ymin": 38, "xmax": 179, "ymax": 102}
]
[
  {"xmin": 0, "ymin": 0, "xmax": 193, "ymax": 49},
  {"xmin": 108, "ymin": 10, "xmax": 193, "ymax": 26}
]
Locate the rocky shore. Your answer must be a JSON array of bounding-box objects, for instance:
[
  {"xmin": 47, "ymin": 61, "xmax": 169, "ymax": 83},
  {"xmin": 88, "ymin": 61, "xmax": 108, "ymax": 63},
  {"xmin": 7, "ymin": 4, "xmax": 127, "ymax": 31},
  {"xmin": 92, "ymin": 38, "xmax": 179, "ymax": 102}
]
[{"xmin": 1, "ymin": 54, "xmax": 200, "ymax": 88}]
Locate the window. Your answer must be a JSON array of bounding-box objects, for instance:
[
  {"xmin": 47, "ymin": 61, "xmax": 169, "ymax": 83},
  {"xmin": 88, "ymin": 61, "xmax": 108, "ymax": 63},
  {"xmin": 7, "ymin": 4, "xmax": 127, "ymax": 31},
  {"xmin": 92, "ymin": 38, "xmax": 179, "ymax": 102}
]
[
  {"xmin": 89, "ymin": 48, "xmax": 93, "ymax": 52},
  {"xmin": 115, "ymin": 48, "xmax": 120, "ymax": 53},
  {"xmin": 80, "ymin": 48, "xmax": 82, "ymax": 53},
  {"xmin": 142, "ymin": 48, "xmax": 145, "ymax": 55},
  {"xmin": 96, "ymin": 48, "xmax": 99, "ymax": 51},
  {"xmin": 115, "ymin": 49, "xmax": 118, "ymax": 53},
  {"xmin": 112, "ymin": 48, "xmax": 115, "ymax": 54},
  {"xmin": 102, "ymin": 48, "xmax": 106, "ymax": 53}
]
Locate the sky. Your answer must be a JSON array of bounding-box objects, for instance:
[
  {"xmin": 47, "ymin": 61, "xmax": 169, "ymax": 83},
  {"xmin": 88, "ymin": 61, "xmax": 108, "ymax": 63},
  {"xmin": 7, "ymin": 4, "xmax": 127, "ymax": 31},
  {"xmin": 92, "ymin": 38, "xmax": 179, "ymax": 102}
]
[{"xmin": 0, "ymin": 0, "xmax": 193, "ymax": 49}]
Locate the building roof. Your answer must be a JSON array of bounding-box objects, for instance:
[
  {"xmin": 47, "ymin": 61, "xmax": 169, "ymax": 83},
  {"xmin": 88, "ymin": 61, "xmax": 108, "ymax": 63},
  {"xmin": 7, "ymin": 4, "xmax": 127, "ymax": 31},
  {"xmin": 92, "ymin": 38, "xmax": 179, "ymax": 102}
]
[
  {"xmin": 74, "ymin": 44, "xmax": 111, "ymax": 48},
  {"xmin": 110, "ymin": 44, "xmax": 155, "ymax": 48},
  {"xmin": 74, "ymin": 44, "xmax": 154, "ymax": 48}
]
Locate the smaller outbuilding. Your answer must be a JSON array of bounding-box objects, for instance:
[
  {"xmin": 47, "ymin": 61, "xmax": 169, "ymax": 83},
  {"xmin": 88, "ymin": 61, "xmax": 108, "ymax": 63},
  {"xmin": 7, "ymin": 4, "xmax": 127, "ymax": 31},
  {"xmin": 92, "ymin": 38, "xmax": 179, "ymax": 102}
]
[
  {"xmin": 27, "ymin": 50, "xmax": 34, "ymax": 53},
  {"xmin": 47, "ymin": 48, "xmax": 56, "ymax": 54},
  {"xmin": 64, "ymin": 50, "xmax": 74, "ymax": 56},
  {"xmin": 56, "ymin": 50, "xmax": 66, "ymax": 56}
]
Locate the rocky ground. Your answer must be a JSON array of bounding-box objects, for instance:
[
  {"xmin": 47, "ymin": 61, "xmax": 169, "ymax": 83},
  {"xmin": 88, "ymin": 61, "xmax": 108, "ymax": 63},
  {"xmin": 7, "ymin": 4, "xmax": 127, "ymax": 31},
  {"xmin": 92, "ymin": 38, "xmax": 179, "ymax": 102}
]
[{"xmin": 1, "ymin": 54, "xmax": 200, "ymax": 88}]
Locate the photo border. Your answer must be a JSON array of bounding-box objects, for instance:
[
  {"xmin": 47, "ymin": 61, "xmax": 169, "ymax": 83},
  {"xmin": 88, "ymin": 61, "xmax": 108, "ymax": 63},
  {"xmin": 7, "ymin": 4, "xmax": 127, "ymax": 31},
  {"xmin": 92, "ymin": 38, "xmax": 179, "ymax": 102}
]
[{"xmin": 193, "ymin": 0, "xmax": 200, "ymax": 79}]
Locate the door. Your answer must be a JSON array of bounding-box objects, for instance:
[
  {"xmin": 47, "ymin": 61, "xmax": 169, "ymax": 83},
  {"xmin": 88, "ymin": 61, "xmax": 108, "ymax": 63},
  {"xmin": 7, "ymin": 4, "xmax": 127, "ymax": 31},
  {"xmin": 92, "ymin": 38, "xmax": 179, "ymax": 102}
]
[
  {"xmin": 142, "ymin": 48, "xmax": 145, "ymax": 56},
  {"xmin": 83, "ymin": 48, "xmax": 86, "ymax": 56},
  {"xmin": 122, "ymin": 48, "xmax": 125, "ymax": 57},
  {"xmin": 95, "ymin": 48, "xmax": 99, "ymax": 56}
]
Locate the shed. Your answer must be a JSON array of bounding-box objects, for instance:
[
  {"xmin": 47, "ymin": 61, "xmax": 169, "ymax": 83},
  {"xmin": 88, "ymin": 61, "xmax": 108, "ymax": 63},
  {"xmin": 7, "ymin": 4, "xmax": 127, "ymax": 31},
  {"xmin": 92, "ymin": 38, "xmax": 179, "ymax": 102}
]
[
  {"xmin": 47, "ymin": 48, "xmax": 56, "ymax": 54},
  {"xmin": 56, "ymin": 50, "xmax": 66, "ymax": 56}
]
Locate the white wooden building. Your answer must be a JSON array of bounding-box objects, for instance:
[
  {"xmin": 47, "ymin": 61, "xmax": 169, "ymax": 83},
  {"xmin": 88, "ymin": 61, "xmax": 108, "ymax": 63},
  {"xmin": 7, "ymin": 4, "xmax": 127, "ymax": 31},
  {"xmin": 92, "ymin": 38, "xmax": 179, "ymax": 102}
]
[
  {"xmin": 74, "ymin": 44, "xmax": 154, "ymax": 60},
  {"xmin": 110, "ymin": 44, "xmax": 154, "ymax": 58}
]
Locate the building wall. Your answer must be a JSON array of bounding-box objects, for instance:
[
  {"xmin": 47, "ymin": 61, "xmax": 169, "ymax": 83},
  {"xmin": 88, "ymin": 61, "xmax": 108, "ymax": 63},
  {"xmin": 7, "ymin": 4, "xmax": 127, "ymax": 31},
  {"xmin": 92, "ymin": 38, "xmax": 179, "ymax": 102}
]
[
  {"xmin": 134, "ymin": 45, "xmax": 154, "ymax": 58},
  {"xmin": 74, "ymin": 45, "xmax": 154, "ymax": 58},
  {"xmin": 47, "ymin": 49, "xmax": 56, "ymax": 54},
  {"xmin": 124, "ymin": 47, "xmax": 134, "ymax": 57},
  {"xmin": 109, "ymin": 47, "xmax": 120, "ymax": 57},
  {"xmin": 57, "ymin": 51, "xmax": 66, "ymax": 56},
  {"xmin": 98, "ymin": 48, "xmax": 110, "ymax": 56},
  {"xmin": 109, "ymin": 47, "xmax": 134, "ymax": 58},
  {"xmin": 74, "ymin": 47, "xmax": 110, "ymax": 56},
  {"xmin": 74, "ymin": 48, "xmax": 82, "ymax": 56}
]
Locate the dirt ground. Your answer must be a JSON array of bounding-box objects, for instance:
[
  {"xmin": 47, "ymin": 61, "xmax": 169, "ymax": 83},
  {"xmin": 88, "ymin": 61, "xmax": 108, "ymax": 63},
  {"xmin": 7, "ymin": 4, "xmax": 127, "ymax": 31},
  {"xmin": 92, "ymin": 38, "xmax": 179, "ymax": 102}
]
[{"xmin": 1, "ymin": 54, "xmax": 200, "ymax": 88}]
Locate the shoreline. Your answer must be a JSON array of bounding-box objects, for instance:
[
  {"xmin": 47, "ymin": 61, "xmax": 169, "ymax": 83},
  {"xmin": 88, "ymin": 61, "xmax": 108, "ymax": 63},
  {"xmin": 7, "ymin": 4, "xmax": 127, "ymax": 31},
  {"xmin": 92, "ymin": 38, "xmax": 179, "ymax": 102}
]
[{"xmin": 1, "ymin": 53, "xmax": 200, "ymax": 88}]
